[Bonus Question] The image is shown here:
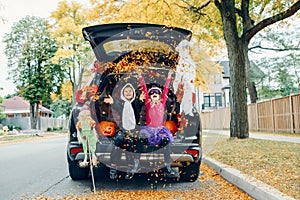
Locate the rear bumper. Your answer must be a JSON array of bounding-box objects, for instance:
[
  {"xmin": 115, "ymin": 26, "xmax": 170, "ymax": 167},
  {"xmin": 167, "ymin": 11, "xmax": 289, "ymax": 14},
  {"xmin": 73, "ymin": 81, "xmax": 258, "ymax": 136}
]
[
  {"xmin": 74, "ymin": 152, "xmax": 196, "ymax": 162},
  {"xmin": 67, "ymin": 140, "xmax": 202, "ymax": 167}
]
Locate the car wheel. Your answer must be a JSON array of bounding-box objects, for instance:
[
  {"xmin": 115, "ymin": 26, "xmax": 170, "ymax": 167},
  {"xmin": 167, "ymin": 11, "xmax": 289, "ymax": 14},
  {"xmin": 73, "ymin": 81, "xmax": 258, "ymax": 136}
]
[
  {"xmin": 179, "ymin": 161, "xmax": 200, "ymax": 182},
  {"xmin": 68, "ymin": 161, "xmax": 89, "ymax": 180}
]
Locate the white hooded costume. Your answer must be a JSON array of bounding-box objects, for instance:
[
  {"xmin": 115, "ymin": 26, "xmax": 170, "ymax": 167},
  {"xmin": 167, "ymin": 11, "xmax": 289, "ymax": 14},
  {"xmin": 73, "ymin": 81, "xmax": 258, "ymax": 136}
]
[{"xmin": 120, "ymin": 83, "xmax": 136, "ymax": 131}]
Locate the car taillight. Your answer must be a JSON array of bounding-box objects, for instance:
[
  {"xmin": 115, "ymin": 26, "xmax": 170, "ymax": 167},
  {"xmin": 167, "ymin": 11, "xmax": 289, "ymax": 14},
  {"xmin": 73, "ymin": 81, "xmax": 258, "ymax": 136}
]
[
  {"xmin": 70, "ymin": 147, "xmax": 83, "ymax": 155},
  {"xmin": 184, "ymin": 149, "xmax": 199, "ymax": 157}
]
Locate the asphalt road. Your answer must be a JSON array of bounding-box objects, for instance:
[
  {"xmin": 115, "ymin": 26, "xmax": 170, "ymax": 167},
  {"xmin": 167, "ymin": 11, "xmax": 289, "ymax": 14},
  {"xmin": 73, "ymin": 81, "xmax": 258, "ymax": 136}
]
[
  {"xmin": 0, "ymin": 136, "xmax": 203, "ymax": 199},
  {"xmin": 0, "ymin": 137, "xmax": 69, "ymax": 199},
  {"xmin": 0, "ymin": 136, "xmax": 252, "ymax": 200}
]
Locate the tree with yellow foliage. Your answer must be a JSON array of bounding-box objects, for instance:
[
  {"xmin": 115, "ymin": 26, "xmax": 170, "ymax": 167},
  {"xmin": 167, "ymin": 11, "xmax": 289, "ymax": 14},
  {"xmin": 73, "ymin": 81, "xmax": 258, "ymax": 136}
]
[
  {"xmin": 49, "ymin": 0, "xmax": 94, "ymax": 106},
  {"xmin": 51, "ymin": 81, "xmax": 73, "ymax": 102},
  {"xmin": 186, "ymin": 0, "xmax": 300, "ymax": 138},
  {"xmin": 51, "ymin": 0, "xmax": 299, "ymax": 138},
  {"xmin": 86, "ymin": 0, "xmax": 224, "ymax": 90},
  {"xmin": 84, "ymin": 0, "xmax": 300, "ymax": 139}
]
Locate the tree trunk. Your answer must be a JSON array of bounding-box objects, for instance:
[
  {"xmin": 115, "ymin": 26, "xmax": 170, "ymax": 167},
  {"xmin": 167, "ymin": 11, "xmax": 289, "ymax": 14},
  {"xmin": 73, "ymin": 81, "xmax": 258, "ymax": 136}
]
[
  {"xmin": 245, "ymin": 53, "xmax": 258, "ymax": 103},
  {"xmin": 71, "ymin": 83, "xmax": 77, "ymax": 107},
  {"xmin": 228, "ymin": 41, "xmax": 249, "ymax": 138},
  {"xmin": 213, "ymin": 0, "xmax": 300, "ymax": 138},
  {"xmin": 30, "ymin": 102, "xmax": 39, "ymax": 129},
  {"xmin": 247, "ymin": 81, "xmax": 258, "ymax": 103},
  {"xmin": 216, "ymin": 0, "xmax": 249, "ymax": 138},
  {"xmin": 70, "ymin": 58, "xmax": 84, "ymax": 107}
]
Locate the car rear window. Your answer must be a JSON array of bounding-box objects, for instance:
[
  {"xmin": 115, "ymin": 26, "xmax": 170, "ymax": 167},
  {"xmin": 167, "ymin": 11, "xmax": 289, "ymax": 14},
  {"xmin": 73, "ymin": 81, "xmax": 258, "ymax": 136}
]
[{"xmin": 103, "ymin": 39, "xmax": 173, "ymax": 55}]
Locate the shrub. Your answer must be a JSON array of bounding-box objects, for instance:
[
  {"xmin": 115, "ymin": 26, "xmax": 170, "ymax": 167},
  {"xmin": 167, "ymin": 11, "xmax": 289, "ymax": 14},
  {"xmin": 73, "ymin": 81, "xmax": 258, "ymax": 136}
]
[
  {"xmin": 7, "ymin": 124, "xmax": 21, "ymax": 131},
  {"xmin": 53, "ymin": 126, "xmax": 63, "ymax": 131}
]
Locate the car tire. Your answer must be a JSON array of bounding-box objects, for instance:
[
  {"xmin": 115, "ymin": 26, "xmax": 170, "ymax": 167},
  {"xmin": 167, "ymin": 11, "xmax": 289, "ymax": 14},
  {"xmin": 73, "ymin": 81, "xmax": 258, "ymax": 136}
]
[
  {"xmin": 179, "ymin": 161, "xmax": 200, "ymax": 182},
  {"xmin": 68, "ymin": 160, "xmax": 89, "ymax": 180}
]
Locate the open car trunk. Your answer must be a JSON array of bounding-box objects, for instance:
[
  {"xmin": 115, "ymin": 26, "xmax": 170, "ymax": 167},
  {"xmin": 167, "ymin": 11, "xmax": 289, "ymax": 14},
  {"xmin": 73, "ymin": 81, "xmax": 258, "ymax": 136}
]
[
  {"xmin": 82, "ymin": 23, "xmax": 192, "ymax": 62},
  {"xmin": 67, "ymin": 23, "xmax": 202, "ymax": 182}
]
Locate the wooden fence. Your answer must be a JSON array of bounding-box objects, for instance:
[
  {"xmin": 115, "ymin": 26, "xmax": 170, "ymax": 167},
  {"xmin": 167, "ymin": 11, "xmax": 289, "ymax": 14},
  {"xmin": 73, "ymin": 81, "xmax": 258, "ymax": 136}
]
[
  {"xmin": 4, "ymin": 117, "xmax": 68, "ymax": 131},
  {"xmin": 201, "ymin": 93, "xmax": 300, "ymax": 133}
]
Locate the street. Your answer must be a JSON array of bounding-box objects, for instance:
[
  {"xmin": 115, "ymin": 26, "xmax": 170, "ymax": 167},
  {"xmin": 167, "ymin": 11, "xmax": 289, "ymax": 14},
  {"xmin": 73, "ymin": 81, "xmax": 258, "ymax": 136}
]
[
  {"xmin": 0, "ymin": 136, "xmax": 252, "ymax": 200},
  {"xmin": 0, "ymin": 137, "xmax": 69, "ymax": 199}
]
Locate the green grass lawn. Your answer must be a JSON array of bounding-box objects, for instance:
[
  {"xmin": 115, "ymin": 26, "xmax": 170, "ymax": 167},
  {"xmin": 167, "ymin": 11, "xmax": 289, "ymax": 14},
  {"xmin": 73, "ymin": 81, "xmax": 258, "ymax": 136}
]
[{"xmin": 0, "ymin": 132, "xmax": 67, "ymax": 144}]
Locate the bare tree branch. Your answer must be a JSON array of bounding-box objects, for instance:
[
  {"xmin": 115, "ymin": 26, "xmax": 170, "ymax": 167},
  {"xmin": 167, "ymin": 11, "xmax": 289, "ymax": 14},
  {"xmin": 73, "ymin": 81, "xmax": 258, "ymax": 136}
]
[
  {"xmin": 183, "ymin": 0, "xmax": 212, "ymax": 14},
  {"xmin": 245, "ymin": 1, "xmax": 300, "ymax": 41},
  {"xmin": 249, "ymin": 45, "xmax": 300, "ymax": 52},
  {"xmin": 214, "ymin": 0, "xmax": 220, "ymax": 8},
  {"xmin": 241, "ymin": 0, "xmax": 254, "ymax": 31}
]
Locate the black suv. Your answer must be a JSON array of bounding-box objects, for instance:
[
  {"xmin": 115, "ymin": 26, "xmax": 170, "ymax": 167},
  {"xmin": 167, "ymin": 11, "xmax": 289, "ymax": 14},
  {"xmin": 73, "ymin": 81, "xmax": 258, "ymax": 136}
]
[{"xmin": 67, "ymin": 23, "xmax": 202, "ymax": 182}]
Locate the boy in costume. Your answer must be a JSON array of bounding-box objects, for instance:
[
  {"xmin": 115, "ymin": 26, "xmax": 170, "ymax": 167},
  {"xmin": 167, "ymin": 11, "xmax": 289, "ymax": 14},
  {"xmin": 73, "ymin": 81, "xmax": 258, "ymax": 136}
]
[{"xmin": 104, "ymin": 83, "xmax": 141, "ymax": 179}]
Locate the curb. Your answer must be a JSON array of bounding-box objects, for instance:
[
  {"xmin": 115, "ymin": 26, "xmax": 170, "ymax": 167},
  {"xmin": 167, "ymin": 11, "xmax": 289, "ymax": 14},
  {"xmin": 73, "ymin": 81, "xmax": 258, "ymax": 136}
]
[
  {"xmin": 202, "ymin": 156, "xmax": 295, "ymax": 200},
  {"xmin": 0, "ymin": 132, "xmax": 67, "ymax": 145}
]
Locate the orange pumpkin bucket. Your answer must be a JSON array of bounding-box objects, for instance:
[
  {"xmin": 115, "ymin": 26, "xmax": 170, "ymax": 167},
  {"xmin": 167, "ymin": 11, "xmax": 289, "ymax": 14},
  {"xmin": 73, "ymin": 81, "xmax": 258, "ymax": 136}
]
[
  {"xmin": 95, "ymin": 121, "xmax": 117, "ymax": 137},
  {"xmin": 164, "ymin": 120, "xmax": 178, "ymax": 135}
]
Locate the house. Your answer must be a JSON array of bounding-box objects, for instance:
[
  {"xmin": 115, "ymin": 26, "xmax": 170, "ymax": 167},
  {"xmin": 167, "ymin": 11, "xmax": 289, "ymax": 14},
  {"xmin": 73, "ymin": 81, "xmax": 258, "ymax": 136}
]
[
  {"xmin": 1, "ymin": 96, "xmax": 53, "ymax": 118},
  {"xmin": 197, "ymin": 61, "xmax": 230, "ymax": 112},
  {"xmin": 0, "ymin": 96, "xmax": 53, "ymax": 130}
]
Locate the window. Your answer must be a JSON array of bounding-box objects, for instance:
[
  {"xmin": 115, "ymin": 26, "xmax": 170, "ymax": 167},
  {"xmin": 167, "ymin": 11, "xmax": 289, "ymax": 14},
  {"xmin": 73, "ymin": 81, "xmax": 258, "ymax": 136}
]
[{"xmin": 203, "ymin": 93, "xmax": 222, "ymax": 109}]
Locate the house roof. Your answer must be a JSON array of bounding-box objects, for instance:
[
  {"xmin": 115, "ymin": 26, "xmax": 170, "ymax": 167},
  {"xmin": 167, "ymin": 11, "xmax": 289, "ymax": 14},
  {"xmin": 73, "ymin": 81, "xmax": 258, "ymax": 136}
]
[
  {"xmin": 0, "ymin": 96, "xmax": 53, "ymax": 114},
  {"xmin": 219, "ymin": 61, "xmax": 230, "ymax": 78}
]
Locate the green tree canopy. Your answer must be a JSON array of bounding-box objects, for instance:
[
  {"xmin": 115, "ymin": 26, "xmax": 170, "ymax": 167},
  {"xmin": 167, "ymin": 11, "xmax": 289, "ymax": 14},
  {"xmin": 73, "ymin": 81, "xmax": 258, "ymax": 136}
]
[
  {"xmin": 3, "ymin": 16, "xmax": 64, "ymax": 129},
  {"xmin": 50, "ymin": 98, "xmax": 72, "ymax": 118},
  {"xmin": 191, "ymin": 0, "xmax": 300, "ymax": 138},
  {"xmin": 0, "ymin": 89, "xmax": 5, "ymax": 123},
  {"xmin": 249, "ymin": 20, "xmax": 300, "ymax": 99}
]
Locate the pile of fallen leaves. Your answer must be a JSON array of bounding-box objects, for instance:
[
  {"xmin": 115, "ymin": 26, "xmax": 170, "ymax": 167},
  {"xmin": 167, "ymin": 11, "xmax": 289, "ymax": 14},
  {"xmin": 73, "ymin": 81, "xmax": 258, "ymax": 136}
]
[
  {"xmin": 206, "ymin": 135, "xmax": 300, "ymax": 199},
  {"xmin": 33, "ymin": 163, "xmax": 252, "ymax": 200}
]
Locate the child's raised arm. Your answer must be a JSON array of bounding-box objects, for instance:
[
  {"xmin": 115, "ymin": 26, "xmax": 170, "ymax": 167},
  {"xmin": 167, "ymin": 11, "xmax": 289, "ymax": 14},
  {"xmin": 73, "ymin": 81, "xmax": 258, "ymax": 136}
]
[
  {"xmin": 136, "ymin": 67, "xmax": 142, "ymax": 77},
  {"xmin": 168, "ymin": 68, "xmax": 174, "ymax": 79}
]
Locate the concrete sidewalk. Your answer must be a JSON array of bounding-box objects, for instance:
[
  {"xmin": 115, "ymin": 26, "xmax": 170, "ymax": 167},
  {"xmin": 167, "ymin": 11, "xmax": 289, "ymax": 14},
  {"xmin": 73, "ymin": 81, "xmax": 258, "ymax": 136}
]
[
  {"xmin": 202, "ymin": 129, "xmax": 298, "ymax": 200},
  {"xmin": 203, "ymin": 129, "xmax": 300, "ymax": 143}
]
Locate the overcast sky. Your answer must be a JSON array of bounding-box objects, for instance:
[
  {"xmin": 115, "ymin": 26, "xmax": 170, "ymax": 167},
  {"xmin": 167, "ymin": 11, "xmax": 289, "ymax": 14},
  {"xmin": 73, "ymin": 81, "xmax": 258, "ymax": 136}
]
[
  {"xmin": 0, "ymin": 0, "xmax": 62, "ymax": 96},
  {"xmin": 0, "ymin": 0, "xmax": 91, "ymax": 96}
]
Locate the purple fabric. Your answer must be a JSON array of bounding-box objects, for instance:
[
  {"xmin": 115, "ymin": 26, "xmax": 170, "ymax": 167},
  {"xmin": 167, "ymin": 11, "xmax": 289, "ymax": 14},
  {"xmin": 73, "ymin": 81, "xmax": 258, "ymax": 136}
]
[{"xmin": 139, "ymin": 126, "xmax": 174, "ymax": 145}]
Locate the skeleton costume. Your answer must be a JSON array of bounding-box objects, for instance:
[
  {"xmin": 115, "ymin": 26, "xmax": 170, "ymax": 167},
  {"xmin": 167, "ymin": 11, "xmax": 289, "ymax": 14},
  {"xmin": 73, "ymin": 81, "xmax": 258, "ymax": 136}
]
[
  {"xmin": 76, "ymin": 105, "xmax": 98, "ymax": 167},
  {"xmin": 174, "ymin": 39, "xmax": 196, "ymax": 116}
]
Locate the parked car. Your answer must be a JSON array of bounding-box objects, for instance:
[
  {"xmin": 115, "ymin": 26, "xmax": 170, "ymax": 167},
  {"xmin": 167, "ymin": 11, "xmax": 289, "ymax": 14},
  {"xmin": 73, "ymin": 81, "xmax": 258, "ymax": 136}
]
[{"xmin": 67, "ymin": 23, "xmax": 202, "ymax": 182}]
